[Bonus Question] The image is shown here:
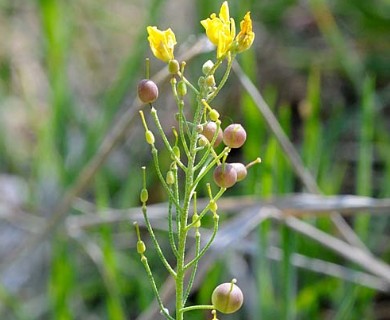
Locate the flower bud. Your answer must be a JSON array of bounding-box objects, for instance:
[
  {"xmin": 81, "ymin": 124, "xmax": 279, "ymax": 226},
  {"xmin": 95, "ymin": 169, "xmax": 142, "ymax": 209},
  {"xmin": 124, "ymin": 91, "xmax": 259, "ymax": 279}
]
[
  {"xmin": 209, "ymin": 109, "xmax": 220, "ymax": 121},
  {"xmin": 168, "ymin": 59, "xmax": 180, "ymax": 74},
  {"xmin": 223, "ymin": 124, "xmax": 247, "ymax": 148},
  {"xmin": 202, "ymin": 122, "xmax": 223, "ymax": 147},
  {"xmin": 206, "ymin": 75, "xmax": 216, "ymax": 87},
  {"xmin": 138, "ymin": 79, "xmax": 159, "ymax": 103},
  {"xmin": 213, "ymin": 164, "xmax": 237, "ymax": 188},
  {"xmin": 212, "ymin": 281, "xmax": 244, "ymax": 314},
  {"xmin": 202, "ymin": 60, "xmax": 214, "ymax": 75}
]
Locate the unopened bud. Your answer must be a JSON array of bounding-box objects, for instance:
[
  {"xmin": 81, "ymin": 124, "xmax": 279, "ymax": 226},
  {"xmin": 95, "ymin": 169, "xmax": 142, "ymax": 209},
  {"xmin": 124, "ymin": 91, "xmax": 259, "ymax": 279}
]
[
  {"xmin": 209, "ymin": 109, "xmax": 220, "ymax": 121},
  {"xmin": 168, "ymin": 59, "xmax": 180, "ymax": 74},
  {"xmin": 202, "ymin": 60, "xmax": 214, "ymax": 75}
]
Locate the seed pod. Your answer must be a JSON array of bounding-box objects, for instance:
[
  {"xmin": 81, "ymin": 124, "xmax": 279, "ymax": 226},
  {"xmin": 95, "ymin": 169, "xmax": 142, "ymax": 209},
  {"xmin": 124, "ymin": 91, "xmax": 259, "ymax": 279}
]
[
  {"xmin": 213, "ymin": 164, "xmax": 237, "ymax": 188},
  {"xmin": 138, "ymin": 79, "xmax": 159, "ymax": 103},
  {"xmin": 202, "ymin": 122, "xmax": 223, "ymax": 147},
  {"xmin": 212, "ymin": 282, "xmax": 244, "ymax": 314},
  {"xmin": 171, "ymin": 145, "xmax": 180, "ymax": 160},
  {"xmin": 198, "ymin": 135, "xmax": 209, "ymax": 147},
  {"xmin": 145, "ymin": 130, "xmax": 155, "ymax": 144},
  {"xmin": 166, "ymin": 170, "xmax": 175, "ymax": 185},
  {"xmin": 223, "ymin": 124, "xmax": 247, "ymax": 148},
  {"xmin": 137, "ymin": 240, "xmax": 146, "ymax": 254},
  {"xmin": 140, "ymin": 188, "xmax": 149, "ymax": 203},
  {"xmin": 230, "ymin": 163, "xmax": 247, "ymax": 181},
  {"xmin": 177, "ymin": 80, "xmax": 187, "ymax": 96}
]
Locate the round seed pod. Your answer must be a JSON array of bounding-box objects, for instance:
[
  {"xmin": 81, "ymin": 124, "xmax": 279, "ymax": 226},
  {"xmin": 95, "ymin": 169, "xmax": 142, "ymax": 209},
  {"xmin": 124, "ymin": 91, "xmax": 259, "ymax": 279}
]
[
  {"xmin": 223, "ymin": 124, "xmax": 247, "ymax": 148},
  {"xmin": 212, "ymin": 282, "xmax": 244, "ymax": 314},
  {"xmin": 213, "ymin": 164, "xmax": 237, "ymax": 188},
  {"xmin": 138, "ymin": 79, "xmax": 159, "ymax": 103},
  {"xmin": 230, "ymin": 163, "xmax": 247, "ymax": 181},
  {"xmin": 202, "ymin": 122, "xmax": 223, "ymax": 147}
]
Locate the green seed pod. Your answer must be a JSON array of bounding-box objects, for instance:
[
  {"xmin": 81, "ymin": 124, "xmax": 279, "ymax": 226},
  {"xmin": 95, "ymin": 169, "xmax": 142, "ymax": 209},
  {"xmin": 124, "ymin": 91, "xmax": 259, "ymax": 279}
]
[
  {"xmin": 209, "ymin": 200, "xmax": 218, "ymax": 213},
  {"xmin": 209, "ymin": 109, "xmax": 220, "ymax": 122},
  {"xmin": 177, "ymin": 80, "xmax": 187, "ymax": 97},
  {"xmin": 137, "ymin": 240, "xmax": 146, "ymax": 254},
  {"xmin": 213, "ymin": 164, "xmax": 237, "ymax": 188},
  {"xmin": 171, "ymin": 145, "xmax": 180, "ymax": 160},
  {"xmin": 168, "ymin": 59, "xmax": 180, "ymax": 74},
  {"xmin": 138, "ymin": 79, "xmax": 159, "ymax": 103},
  {"xmin": 212, "ymin": 282, "xmax": 244, "ymax": 314},
  {"xmin": 192, "ymin": 213, "xmax": 201, "ymax": 228},
  {"xmin": 140, "ymin": 188, "xmax": 149, "ymax": 203},
  {"xmin": 145, "ymin": 130, "xmax": 155, "ymax": 144},
  {"xmin": 166, "ymin": 170, "xmax": 175, "ymax": 185},
  {"xmin": 198, "ymin": 135, "xmax": 209, "ymax": 147}
]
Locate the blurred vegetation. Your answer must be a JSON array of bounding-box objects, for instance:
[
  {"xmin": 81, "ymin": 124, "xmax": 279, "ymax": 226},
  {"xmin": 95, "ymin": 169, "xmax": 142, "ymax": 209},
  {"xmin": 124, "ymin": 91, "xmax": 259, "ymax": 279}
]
[{"xmin": 0, "ymin": 0, "xmax": 389, "ymax": 319}]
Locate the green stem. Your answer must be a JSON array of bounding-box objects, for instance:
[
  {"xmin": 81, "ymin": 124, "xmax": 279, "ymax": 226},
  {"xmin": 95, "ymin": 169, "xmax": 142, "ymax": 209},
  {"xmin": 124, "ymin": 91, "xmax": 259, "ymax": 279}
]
[
  {"xmin": 180, "ymin": 305, "xmax": 215, "ymax": 313},
  {"xmin": 140, "ymin": 255, "xmax": 175, "ymax": 320},
  {"xmin": 183, "ymin": 229, "xmax": 201, "ymax": 305},
  {"xmin": 142, "ymin": 205, "xmax": 176, "ymax": 277},
  {"xmin": 185, "ymin": 214, "xmax": 219, "ymax": 270},
  {"xmin": 175, "ymin": 97, "xmax": 205, "ymax": 320},
  {"xmin": 207, "ymin": 55, "xmax": 235, "ymax": 103}
]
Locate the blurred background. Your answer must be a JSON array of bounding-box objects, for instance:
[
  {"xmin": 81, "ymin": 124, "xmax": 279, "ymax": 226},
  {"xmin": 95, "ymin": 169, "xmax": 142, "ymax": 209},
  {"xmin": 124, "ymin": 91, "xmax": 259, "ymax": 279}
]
[{"xmin": 0, "ymin": 0, "xmax": 389, "ymax": 319}]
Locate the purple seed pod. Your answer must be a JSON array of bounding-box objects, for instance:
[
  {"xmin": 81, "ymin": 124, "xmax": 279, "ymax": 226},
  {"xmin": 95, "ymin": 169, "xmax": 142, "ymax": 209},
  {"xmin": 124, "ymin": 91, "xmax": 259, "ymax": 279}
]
[
  {"xmin": 213, "ymin": 164, "xmax": 237, "ymax": 188},
  {"xmin": 230, "ymin": 163, "xmax": 247, "ymax": 181},
  {"xmin": 137, "ymin": 79, "xmax": 159, "ymax": 103},
  {"xmin": 212, "ymin": 281, "xmax": 244, "ymax": 314},
  {"xmin": 202, "ymin": 122, "xmax": 223, "ymax": 147},
  {"xmin": 223, "ymin": 124, "xmax": 247, "ymax": 148}
]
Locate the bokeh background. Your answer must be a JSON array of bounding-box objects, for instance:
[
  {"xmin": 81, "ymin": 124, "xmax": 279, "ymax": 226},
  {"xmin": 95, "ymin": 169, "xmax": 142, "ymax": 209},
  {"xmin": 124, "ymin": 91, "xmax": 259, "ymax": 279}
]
[{"xmin": 0, "ymin": 0, "xmax": 389, "ymax": 319}]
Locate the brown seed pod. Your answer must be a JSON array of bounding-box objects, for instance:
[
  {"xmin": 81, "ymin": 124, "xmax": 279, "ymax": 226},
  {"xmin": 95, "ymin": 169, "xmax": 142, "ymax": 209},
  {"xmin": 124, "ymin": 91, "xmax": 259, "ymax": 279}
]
[
  {"xmin": 202, "ymin": 122, "xmax": 223, "ymax": 147},
  {"xmin": 137, "ymin": 79, "xmax": 159, "ymax": 103},
  {"xmin": 213, "ymin": 164, "xmax": 237, "ymax": 188},
  {"xmin": 223, "ymin": 124, "xmax": 247, "ymax": 148},
  {"xmin": 212, "ymin": 281, "xmax": 244, "ymax": 314},
  {"xmin": 230, "ymin": 163, "xmax": 247, "ymax": 181}
]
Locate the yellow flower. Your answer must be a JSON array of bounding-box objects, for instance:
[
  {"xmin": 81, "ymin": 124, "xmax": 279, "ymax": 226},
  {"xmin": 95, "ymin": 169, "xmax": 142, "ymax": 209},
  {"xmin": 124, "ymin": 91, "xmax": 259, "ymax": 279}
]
[
  {"xmin": 200, "ymin": 1, "xmax": 235, "ymax": 59},
  {"xmin": 147, "ymin": 26, "xmax": 176, "ymax": 62},
  {"xmin": 235, "ymin": 12, "xmax": 255, "ymax": 53}
]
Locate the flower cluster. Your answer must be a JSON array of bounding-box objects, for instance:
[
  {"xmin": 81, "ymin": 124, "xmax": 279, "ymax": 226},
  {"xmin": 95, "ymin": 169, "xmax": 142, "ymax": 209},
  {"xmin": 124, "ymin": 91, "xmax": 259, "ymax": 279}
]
[
  {"xmin": 147, "ymin": 1, "xmax": 254, "ymax": 61},
  {"xmin": 135, "ymin": 2, "xmax": 259, "ymax": 320}
]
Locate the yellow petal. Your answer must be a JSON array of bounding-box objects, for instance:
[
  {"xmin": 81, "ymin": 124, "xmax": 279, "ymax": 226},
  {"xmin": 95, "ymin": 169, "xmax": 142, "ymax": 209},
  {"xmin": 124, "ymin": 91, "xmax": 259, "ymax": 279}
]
[
  {"xmin": 235, "ymin": 12, "xmax": 255, "ymax": 53},
  {"xmin": 219, "ymin": 1, "xmax": 230, "ymax": 24},
  {"xmin": 147, "ymin": 26, "xmax": 176, "ymax": 62}
]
